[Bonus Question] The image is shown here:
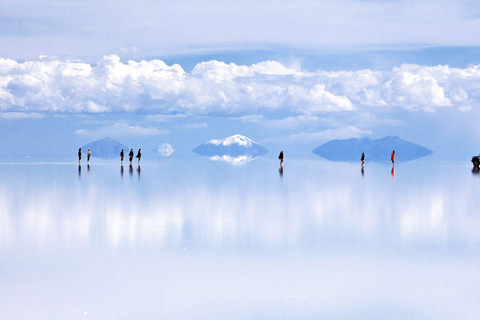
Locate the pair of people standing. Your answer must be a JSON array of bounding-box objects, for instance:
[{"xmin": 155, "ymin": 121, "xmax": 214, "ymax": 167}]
[
  {"xmin": 120, "ymin": 148, "xmax": 141, "ymax": 165},
  {"xmin": 359, "ymin": 150, "xmax": 395, "ymax": 165},
  {"xmin": 78, "ymin": 148, "xmax": 91, "ymax": 164}
]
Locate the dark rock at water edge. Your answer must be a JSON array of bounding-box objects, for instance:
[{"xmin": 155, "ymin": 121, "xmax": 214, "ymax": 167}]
[
  {"xmin": 313, "ymin": 136, "xmax": 433, "ymax": 162},
  {"xmin": 82, "ymin": 137, "xmax": 129, "ymax": 159}
]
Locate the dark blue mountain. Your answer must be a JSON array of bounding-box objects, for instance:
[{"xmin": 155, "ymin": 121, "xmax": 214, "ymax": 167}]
[
  {"xmin": 82, "ymin": 137, "xmax": 129, "ymax": 159},
  {"xmin": 193, "ymin": 134, "xmax": 268, "ymax": 159},
  {"xmin": 313, "ymin": 136, "xmax": 433, "ymax": 162}
]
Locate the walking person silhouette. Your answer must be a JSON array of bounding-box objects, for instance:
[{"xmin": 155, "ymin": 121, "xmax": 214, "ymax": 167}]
[
  {"xmin": 391, "ymin": 150, "xmax": 395, "ymax": 166},
  {"xmin": 120, "ymin": 149, "xmax": 124, "ymax": 164},
  {"xmin": 78, "ymin": 148, "xmax": 82, "ymax": 164},
  {"xmin": 278, "ymin": 151, "xmax": 284, "ymax": 169}
]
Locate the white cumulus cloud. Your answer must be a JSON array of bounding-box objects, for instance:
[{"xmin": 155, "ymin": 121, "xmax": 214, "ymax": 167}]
[
  {"xmin": 1, "ymin": 56, "xmax": 479, "ymax": 117},
  {"xmin": 155, "ymin": 143, "xmax": 175, "ymax": 157},
  {"xmin": 75, "ymin": 121, "xmax": 167, "ymax": 137}
]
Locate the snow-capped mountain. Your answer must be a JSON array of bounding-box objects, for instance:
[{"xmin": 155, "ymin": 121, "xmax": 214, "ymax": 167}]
[
  {"xmin": 193, "ymin": 134, "xmax": 268, "ymax": 161},
  {"xmin": 208, "ymin": 134, "xmax": 255, "ymax": 147},
  {"xmin": 313, "ymin": 136, "xmax": 433, "ymax": 162}
]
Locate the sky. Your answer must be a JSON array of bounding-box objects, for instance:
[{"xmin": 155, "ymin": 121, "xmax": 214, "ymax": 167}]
[{"xmin": 1, "ymin": 0, "xmax": 480, "ymax": 161}]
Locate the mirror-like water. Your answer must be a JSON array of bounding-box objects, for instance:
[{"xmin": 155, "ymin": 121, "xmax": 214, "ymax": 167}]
[{"xmin": 1, "ymin": 160, "xmax": 479, "ymax": 319}]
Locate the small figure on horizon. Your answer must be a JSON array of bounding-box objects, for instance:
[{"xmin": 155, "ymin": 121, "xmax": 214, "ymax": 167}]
[
  {"xmin": 136, "ymin": 149, "xmax": 142, "ymax": 164},
  {"xmin": 391, "ymin": 150, "xmax": 395, "ymax": 166},
  {"xmin": 78, "ymin": 148, "xmax": 82, "ymax": 164},
  {"xmin": 129, "ymin": 149, "xmax": 134, "ymax": 165},
  {"xmin": 120, "ymin": 149, "xmax": 124, "ymax": 164},
  {"xmin": 87, "ymin": 149, "xmax": 91, "ymax": 164},
  {"xmin": 279, "ymin": 151, "xmax": 284, "ymax": 169},
  {"xmin": 361, "ymin": 152, "xmax": 365, "ymax": 166}
]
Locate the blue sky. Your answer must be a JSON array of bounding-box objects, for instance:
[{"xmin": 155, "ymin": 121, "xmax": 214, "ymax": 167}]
[{"xmin": 1, "ymin": 0, "xmax": 480, "ymax": 161}]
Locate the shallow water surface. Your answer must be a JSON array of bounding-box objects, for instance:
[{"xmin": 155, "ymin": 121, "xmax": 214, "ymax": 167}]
[{"xmin": 0, "ymin": 160, "xmax": 479, "ymax": 319}]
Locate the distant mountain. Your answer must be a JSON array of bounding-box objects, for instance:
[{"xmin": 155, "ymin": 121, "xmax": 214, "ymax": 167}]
[
  {"xmin": 313, "ymin": 136, "xmax": 433, "ymax": 162},
  {"xmin": 193, "ymin": 134, "xmax": 268, "ymax": 163},
  {"xmin": 82, "ymin": 137, "xmax": 129, "ymax": 159}
]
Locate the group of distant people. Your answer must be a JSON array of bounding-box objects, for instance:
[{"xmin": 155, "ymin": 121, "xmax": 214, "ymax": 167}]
[
  {"xmin": 119, "ymin": 148, "xmax": 142, "ymax": 165},
  {"xmin": 78, "ymin": 148, "xmax": 142, "ymax": 165},
  {"xmin": 277, "ymin": 150, "xmax": 396, "ymax": 169}
]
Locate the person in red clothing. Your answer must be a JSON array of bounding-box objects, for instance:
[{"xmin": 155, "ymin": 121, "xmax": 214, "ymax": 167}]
[{"xmin": 391, "ymin": 150, "xmax": 395, "ymax": 166}]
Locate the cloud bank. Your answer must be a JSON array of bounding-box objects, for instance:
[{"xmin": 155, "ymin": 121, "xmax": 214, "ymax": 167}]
[
  {"xmin": 0, "ymin": 55, "xmax": 478, "ymax": 117},
  {"xmin": 75, "ymin": 121, "xmax": 167, "ymax": 137}
]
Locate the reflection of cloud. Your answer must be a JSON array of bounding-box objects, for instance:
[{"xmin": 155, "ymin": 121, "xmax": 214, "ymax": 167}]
[
  {"xmin": 1, "ymin": 164, "xmax": 480, "ymax": 251},
  {"xmin": 208, "ymin": 155, "xmax": 257, "ymax": 166},
  {"xmin": 155, "ymin": 143, "xmax": 175, "ymax": 157},
  {"xmin": 75, "ymin": 121, "xmax": 168, "ymax": 137}
]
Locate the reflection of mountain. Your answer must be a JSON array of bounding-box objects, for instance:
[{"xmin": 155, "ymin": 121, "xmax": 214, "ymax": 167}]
[
  {"xmin": 313, "ymin": 136, "xmax": 433, "ymax": 162},
  {"xmin": 209, "ymin": 155, "xmax": 257, "ymax": 166},
  {"xmin": 82, "ymin": 137, "xmax": 128, "ymax": 159},
  {"xmin": 193, "ymin": 134, "xmax": 268, "ymax": 164}
]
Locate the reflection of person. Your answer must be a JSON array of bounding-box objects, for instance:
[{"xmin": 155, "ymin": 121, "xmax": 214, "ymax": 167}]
[
  {"xmin": 391, "ymin": 166, "xmax": 395, "ymax": 181},
  {"xmin": 391, "ymin": 150, "xmax": 395, "ymax": 166},
  {"xmin": 120, "ymin": 164, "xmax": 124, "ymax": 178},
  {"xmin": 78, "ymin": 148, "xmax": 82, "ymax": 163},
  {"xmin": 129, "ymin": 164, "xmax": 133, "ymax": 177},
  {"xmin": 137, "ymin": 165, "xmax": 141, "ymax": 177},
  {"xmin": 361, "ymin": 152, "xmax": 365, "ymax": 166},
  {"xmin": 278, "ymin": 151, "xmax": 284, "ymax": 168},
  {"xmin": 87, "ymin": 149, "xmax": 91, "ymax": 163},
  {"xmin": 78, "ymin": 164, "xmax": 81, "ymax": 178},
  {"xmin": 120, "ymin": 149, "xmax": 124, "ymax": 164},
  {"xmin": 279, "ymin": 167, "xmax": 283, "ymax": 178},
  {"xmin": 136, "ymin": 149, "xmax": 142, "ymax": 164},
  {"xmin": 129, "ymin": 149, "xmax": 134, "ymax": 165},
  {"xmin": 361, "ymin": 166, "xmax": 364, "ymax": 178}
]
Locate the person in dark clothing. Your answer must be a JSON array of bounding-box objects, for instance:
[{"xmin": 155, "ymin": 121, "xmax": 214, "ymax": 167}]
[
  {"xmin": 129, "ymin": 149, "xmax": 134, "ymax": 165},
  {"xmin": 120, "ymin": 149, "xmax": 124, "ymax": 164},
  {"xmin": 87, "ymin": 149, "xmax": 91, "ymax": 164},
  {"xmin": 391, "ymin": 150, "xmax": 395, "ymax": 166},
  {"xmin": 78, "ymin": 148, "xmax": 82, "ymax": 163},
  {"xmin": 361, "ymin": 152, "xmax": 365, "ymax": 166},
  {"xmin": 278, "ymin": 151, "xmax": 284, "ymax": 169},
  {"xmin": 136, "ymin": 149, "xmax": 142, "ymax": 164}
]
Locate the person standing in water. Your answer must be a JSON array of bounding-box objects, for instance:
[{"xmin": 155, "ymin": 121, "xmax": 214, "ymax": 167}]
[
  {"xmin": 78, "ymin": 148, "xmax": 82, "ymax": 164},
  {"xmin": 391, "ymin": 150, "xmax": 395, "ymax": 166},
  {"xmin": 361, "ymin": 152, "xmax": 365, "ymax": 166},
  {"xmin": 278, "ymin": 151, "xmax": 284, "ymax": 169},
  {"xmin": 87, "ymin": 149, "xmax": 91, "ymax": 164},
  {"xmin": 120, "ymin": 149, "xmax": 124, "ymax": 164},
  {"xmin": 136, "ymin": 148, "xmax": 142, "ymax": 164},
  {"xmin": 129, "ymin": 149, "xmax": 134, "ymax": 165}
]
